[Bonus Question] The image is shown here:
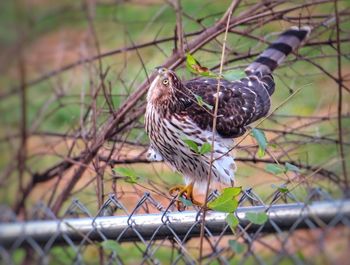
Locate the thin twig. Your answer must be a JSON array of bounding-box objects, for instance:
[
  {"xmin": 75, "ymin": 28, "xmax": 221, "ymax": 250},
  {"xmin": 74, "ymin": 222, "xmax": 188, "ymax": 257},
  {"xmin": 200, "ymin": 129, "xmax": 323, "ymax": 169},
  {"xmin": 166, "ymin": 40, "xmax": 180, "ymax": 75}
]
[
  {"xmin": 199, "ymin": 0, "xmax": 240, "ymax": 262},
  {"xmin": 171, "ymin": 0, "xmax": 185, "ymax": 56},
  {"xmin": 334, "ymin": 0, "xmax": 348, "ymax": 190}
]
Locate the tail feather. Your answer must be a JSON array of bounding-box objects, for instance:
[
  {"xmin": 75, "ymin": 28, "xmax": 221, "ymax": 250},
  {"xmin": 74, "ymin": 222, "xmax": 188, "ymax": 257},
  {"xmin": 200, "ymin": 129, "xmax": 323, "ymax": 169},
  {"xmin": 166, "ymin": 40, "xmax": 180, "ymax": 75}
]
[{"xmin": 245, "ymin": 26, "xmax": 311, "ymax": 75}]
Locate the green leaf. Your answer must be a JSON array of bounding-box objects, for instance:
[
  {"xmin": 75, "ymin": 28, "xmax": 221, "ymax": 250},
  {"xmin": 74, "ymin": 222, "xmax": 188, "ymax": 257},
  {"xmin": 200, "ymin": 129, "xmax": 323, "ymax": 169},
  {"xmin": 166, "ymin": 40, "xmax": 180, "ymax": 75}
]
[
  {"xmin": 257, "ymin": 147, "xmax": 265, "ymax": 158},
  {"xmin": 113, "ymin": 167, "xmax": 139, "ymax": 184},
  {"xmin": 179, "ymin": 196, "xmax": 193, "ymax": 207},
  {"xmin": 271, "ymin": 184, "xmax": 289, "ymax": 193},
  {"xmin": 186, "ymin": 53, "xmax": 202, "ymax": 74},
  {"xmin": 200, "ymin": 142, "xmax": 212, "ymax": 155},
  {"xmin": 251, "ymin": 128, "xmax": 267, "ymax": 158},
  {"xmin": 226, "ymin": 213, "xmax": 239, "ymax": 228},
  {"xmin": 209, "ymin": 198, "xmax": 238, "ymax": 212},
  {"xmin": 228, "ymin": 240, "xmax": 246, "ymax": 254},
  {"xmin": 208, "ymin": 187, "xmax": 241, "ymax": 212},
  {"xmin": 183, "ymin": 139, "xmax": 199, "ymax": 153},
  {"xmin": 202, "ymin": 102, "xmax": 213, "ymax": 110},
  {"xmin": 101, "ymin": 240, "xmax": 122, "ymax": 253},
  {"xmin": 269, "ymin": 143, "xmax": 278, "ymax": 149},
  {"xmin": 195, "ymin": 95, "xmax": 203, "ymax": 106},
  {"xmin": 186, "ymin": 53, "xmax": 217, "ymax": 77},
  {"xmin": 285, "ymin": 162, "xmax": 301, "ymax": 173},
  {"xmin": 186, "ymin": 53, "xmax": 197, "ymax": 66},
  {"xmin": 246, "ymin": 211, "xmax": 268, "ymax": 225},
  {"xmin": 265, "ymin": 164, "xmax": 285, "ymax": 175},
  {"xmin": 113, "ymin": 167, "xmax": 136, "ymax": 177},
  {"xmin": 198, "ymin": 71, "xmax": 217, "ymax": 78},
  {"xmin": 224, "ymin": 186, "xmax": 242, "ymax": 197},
  {"xmin": 195, "ymin": 95, "xmax": 213, "ymax": 110},
  {"xmin": 124, "ymin": 175, "xmax": 139, "ymax": 184}
]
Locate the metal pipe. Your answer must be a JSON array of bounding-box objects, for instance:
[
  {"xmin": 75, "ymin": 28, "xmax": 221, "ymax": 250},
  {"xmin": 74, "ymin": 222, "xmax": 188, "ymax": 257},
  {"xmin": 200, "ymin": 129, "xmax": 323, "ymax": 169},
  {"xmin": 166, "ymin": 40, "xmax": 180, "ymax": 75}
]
[{"xmin": 1, "ymin": 200, "xmax": 349, "ymax": 248}]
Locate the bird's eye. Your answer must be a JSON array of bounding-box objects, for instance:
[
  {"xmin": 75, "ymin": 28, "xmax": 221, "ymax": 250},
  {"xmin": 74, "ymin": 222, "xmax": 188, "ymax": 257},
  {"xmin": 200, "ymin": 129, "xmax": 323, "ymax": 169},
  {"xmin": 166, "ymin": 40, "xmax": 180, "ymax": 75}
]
[{"xmin": 162, "ymin": 79, "xmax": 169, "ymax": 86}]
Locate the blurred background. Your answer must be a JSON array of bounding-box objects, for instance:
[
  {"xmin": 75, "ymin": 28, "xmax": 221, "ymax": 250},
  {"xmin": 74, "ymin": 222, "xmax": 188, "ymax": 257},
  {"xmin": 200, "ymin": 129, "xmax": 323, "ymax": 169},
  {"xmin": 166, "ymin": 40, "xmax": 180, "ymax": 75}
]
[{"xmin": 0, "ymin": 0, "xmax": 349, "ymax": 264}]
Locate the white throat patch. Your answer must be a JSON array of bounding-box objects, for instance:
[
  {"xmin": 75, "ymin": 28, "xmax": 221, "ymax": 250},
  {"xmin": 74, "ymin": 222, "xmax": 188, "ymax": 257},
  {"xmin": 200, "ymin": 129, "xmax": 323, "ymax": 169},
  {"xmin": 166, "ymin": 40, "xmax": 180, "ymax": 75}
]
[{"xmin": 147, "ymin": 75, "xmax": 160, "ymax": 103}]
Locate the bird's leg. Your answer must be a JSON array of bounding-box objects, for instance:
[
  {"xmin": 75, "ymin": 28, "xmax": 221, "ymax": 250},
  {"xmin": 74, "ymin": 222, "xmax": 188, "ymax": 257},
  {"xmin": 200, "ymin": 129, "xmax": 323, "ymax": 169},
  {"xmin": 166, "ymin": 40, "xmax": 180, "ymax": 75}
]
[{"xmin": 169, "ymin": 182, "xmax": 202, "ymax": 209}]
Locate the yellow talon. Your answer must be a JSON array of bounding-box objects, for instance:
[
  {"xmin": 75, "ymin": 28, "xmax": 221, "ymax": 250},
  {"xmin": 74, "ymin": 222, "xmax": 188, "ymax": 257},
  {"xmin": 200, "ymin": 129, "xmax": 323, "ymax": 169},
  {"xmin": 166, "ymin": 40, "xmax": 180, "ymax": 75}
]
[{"xmin": 169, "ymin": 182, "xmax": 203, "ymax": 209}]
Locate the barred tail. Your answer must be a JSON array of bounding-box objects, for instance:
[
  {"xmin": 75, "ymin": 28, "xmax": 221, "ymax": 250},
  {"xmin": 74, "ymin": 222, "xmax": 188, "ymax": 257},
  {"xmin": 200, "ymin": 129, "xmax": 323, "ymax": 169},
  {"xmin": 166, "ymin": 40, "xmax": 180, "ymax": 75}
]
[{"xmin": 245, "ymin": 26, "xmax": 311, "ymax": 75}]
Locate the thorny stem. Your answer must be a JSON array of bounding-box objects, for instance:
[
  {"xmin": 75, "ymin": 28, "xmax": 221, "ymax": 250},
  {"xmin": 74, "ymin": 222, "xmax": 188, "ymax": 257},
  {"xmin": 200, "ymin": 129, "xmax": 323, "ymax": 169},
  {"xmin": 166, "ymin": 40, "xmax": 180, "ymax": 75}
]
[{"xmin": 199, "ymin": 0, "xmax": 240, "ymax": 263}]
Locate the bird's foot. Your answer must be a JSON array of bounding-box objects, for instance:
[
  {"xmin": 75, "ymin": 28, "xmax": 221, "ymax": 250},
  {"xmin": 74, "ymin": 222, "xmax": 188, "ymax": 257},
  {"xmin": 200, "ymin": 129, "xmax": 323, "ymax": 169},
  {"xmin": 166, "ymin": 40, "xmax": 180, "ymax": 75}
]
[{"xmin": 169, "ymin": 184, "xmax": 203, "ymax": 210}]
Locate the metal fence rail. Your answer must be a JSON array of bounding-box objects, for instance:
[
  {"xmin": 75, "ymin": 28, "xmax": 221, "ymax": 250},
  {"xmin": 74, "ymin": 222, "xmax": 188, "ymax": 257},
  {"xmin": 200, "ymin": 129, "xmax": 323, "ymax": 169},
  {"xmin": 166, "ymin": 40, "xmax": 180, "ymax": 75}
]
[
  {"xmin": 1, "ymin": 188, "xmax": 350, "ymax": 265},
  {"xmin": 1, "ymin": 200, "xmax": 350, "ymax": 248}
]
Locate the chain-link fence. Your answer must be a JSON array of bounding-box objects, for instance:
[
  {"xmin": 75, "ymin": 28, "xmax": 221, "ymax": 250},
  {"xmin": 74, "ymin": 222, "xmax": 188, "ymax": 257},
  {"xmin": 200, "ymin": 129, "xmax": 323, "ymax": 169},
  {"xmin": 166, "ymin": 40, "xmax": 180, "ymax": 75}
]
[
  {"xmin": 1, "ymin": 187, "xmax": 350, "ymax": 264},
  {"xmin": 1, "ymin": 0, "xmax": 350, "ymax": 264}
]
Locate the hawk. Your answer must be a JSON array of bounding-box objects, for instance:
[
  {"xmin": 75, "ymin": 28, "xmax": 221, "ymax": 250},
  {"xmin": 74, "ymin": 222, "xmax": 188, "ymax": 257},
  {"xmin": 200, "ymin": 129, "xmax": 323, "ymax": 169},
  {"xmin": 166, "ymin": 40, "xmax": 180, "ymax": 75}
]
[{"xmin": 145, "ymin": 26, "xmax": 311, "ymax": 205}]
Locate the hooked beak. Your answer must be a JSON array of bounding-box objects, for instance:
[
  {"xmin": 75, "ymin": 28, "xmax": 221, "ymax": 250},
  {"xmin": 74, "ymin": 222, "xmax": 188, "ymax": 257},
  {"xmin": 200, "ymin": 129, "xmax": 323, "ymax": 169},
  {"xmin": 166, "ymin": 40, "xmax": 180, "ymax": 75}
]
[{"xmin": 155, "ymin": 66, "xmax": 168, "ymax": 75}]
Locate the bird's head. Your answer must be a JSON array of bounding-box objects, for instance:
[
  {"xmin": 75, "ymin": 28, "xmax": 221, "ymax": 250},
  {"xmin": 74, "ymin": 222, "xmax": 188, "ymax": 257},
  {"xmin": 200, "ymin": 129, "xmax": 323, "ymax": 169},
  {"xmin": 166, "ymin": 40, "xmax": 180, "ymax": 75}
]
[{"xmin": 147, "ymin": 67, "xmax": 182, "ymax": 106}]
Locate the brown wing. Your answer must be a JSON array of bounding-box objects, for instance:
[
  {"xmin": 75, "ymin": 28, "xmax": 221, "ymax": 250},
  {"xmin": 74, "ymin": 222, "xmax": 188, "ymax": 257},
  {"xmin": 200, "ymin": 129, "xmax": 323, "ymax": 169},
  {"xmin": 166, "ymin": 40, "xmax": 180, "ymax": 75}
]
[{"xmin": 181, "ymin": 74, "xmax": 274, "ymax": 138}]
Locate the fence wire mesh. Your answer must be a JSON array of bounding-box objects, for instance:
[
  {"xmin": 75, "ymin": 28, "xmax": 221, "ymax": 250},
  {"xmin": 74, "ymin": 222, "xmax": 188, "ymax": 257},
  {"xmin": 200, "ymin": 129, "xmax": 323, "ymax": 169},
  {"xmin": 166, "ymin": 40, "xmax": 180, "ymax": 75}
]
[{"xmin": 1, "ymin": 188, "xmax": 350, "ymax": 265}]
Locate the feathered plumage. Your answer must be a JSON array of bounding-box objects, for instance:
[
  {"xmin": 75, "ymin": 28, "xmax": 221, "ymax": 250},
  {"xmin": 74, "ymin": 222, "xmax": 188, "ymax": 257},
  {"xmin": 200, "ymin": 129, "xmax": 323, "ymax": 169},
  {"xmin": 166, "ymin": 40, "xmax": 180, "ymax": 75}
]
[{"xmin": 145, "ymin": 26, "xmax": 311, "ymax": 192}]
